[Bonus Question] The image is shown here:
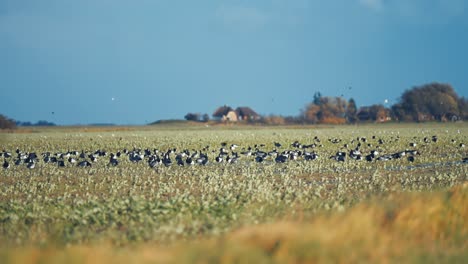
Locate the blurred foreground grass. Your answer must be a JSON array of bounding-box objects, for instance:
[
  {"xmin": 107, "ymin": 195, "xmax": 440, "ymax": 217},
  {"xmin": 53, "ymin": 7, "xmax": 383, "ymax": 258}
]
[{"xmin": 1, "ymin": 183, "xmax": 466, "ymax": 264}]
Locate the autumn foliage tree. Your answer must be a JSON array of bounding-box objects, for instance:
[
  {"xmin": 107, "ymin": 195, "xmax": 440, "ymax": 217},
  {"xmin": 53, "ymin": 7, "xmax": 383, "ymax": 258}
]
[{"xmin": 303, "ymin": 95, "xmax": 347, "ymax": 124}]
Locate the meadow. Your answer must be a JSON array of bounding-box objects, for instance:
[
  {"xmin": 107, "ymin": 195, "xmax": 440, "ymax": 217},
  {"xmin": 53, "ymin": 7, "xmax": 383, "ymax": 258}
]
[{"xmin": 0, "ymin": 123, "xmax": 467, "ymax": 263}]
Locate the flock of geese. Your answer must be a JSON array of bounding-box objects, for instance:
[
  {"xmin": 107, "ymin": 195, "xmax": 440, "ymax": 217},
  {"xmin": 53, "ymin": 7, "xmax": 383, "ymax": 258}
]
[{"xmin": 2, "ymin": 135, "xmax": 467, "ymax": 170}]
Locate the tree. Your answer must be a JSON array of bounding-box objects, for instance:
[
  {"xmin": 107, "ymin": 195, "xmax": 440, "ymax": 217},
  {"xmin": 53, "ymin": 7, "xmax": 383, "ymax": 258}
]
[
  {"xmin": 313, "ymin": 92, "xmax": 322, "ymax": 105},
  {"xmin": 458, "ymin": 97, "xmax": 468, "ymax": 120},
  {"xmin": 0, "ymin": 114, "xmax": 16, "ymax": 129},
  {"xmin": 202, "ymin": 114, "xmax": 210, "ymax": 122},
  {"xmin": 303, "ymin": 96, "xmax": 347, "ymax": 124},
  {"xmin": 184, "ymin": 113, "xmax": 201, "ymax": 121},
  {"xmin": 398, "ymin": 83, "xmax": 460, "ymax": 121},
  {"xmin": 346, "ymin": 98, "xmax": 358, "ymax": 123}
]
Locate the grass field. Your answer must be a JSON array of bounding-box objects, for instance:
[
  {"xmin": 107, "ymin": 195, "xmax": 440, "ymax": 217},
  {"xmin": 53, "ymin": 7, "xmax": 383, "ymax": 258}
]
[{"xmin": 0, "ymin": 123, "xmax": 467, "ymax": 263}]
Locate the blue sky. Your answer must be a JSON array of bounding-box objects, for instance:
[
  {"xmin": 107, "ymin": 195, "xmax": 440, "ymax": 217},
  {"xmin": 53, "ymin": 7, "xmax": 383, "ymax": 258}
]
[{"xmin": 1, "ymin": 0, "xmax": 467, "ymax": 125}]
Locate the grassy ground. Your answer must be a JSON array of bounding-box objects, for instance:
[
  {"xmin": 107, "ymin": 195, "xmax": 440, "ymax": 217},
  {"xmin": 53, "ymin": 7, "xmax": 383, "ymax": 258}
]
[
  {"xmin": 1, "ymin": 183, "xmax": 466, "ymax": 263},
  {"xmin": 0, "ymin": 123, "xmax": 467, "ymax": 263}
]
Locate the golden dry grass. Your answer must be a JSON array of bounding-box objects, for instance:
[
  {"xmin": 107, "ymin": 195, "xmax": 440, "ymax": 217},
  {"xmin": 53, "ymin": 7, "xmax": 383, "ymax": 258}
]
[{"xmin": 1, "ymin": 183, "xmax": 466, "ymax": 264}]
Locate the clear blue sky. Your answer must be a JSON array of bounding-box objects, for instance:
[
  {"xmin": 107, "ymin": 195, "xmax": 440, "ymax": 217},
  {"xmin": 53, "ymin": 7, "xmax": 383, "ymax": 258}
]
[{"xmin": 1, "ymin": 0, "xmax": 467, "ymax": 125}]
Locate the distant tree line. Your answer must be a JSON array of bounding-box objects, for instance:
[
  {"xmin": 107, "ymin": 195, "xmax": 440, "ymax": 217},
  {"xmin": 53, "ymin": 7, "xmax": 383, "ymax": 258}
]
[
  {"xmin": 297, "ymin": 82, "xmax": 467, "ymax": 124},
  {"xmin": 16, "ymin": 120, "xmax": 56, "ymax": 127},
  {"xmin": 184, "ymin": 113, "xmax": 210, "ymax": 122},
  {"xmin": 181, "ymin": 82, "xmax": 467, "ymax": 125},
  {"xmin": 0, "ymin": 115, "xmax": 58, "ymax": 129}
]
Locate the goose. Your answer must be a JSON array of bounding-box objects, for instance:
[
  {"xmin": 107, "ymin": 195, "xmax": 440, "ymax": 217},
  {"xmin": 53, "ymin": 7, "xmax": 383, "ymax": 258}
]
[
  {"xmin": 77, "ymin": 160, "xmax": 92, "ymax": 167},
  {"xmin": 2, "ymin": 160, "xmax": 9, "ymax": 169},
  {"xmin": 144, "ymin": 149, "xmax": 152, "ymax": 157},
  {"xmin": 377, "ymin": 155, "xmax": 392, "ymax": 161},
  {"xmin": 240, "ymin": 148, "xmax": 252, "ymax": 156},
  {"xmin": 176, "ymin": 155, "xmax": 184, "ymax": 166},
  {"xmin": 57, "ymin": 160, "xmax": 65, "ymax": 167},
  {"xmin": 162, "ymin": 155, "xmax": 172, "ymax": 167},
  {"xmin": 255, "ymin": 156, "xmax": 264, "ymax": 163},
  {"xmin": 291, "ymin": 141, "xmax": 302, "ymax": 148},
  {"xmin": 227, "ymin": 155, "xmax": 238, "ymax": 164},
  {"xmin": 349, "ymin": 149, "xmax": 361, "ymax": 160},
  {"xmin": 289, "ymin": 151, "xmax": 298, "ymax": 160},
  {"xmin": 219, "ymin": 148, "xmax": 229, "ymax": 156},
  {"xmin": 304, "ymin": 152, "xmax": 318, "ymax": 161},
  {"xmin": 148, "ymin": 156, "xmax": 160, "ymax": 168},
  {"xmin": 409, "ymin": 142, "xmax": 417, "ymax": 147},
  {"xmin": 407, "ymin": 156, "xmax": 415, "ymax": 162},
  {"xmin": 268, "ymin": 150, "xmax": 278, "ymax": 158},
  {"xmin": 186, "ymin": 157, "xmax": 195, "ymax": 165},
  {"xmin": 215, "ymin": 155, "xmax": 223, "ymax": 163},
  {"xmin": 274, "ymin": 142, "xmax": 282, "ymax": 148},
  {"xmin": 68, "ymin": 157, "xmax": 77, "ymax": 164},
  {"xmin": 255, "ymin": 150, "xmax": 268, "ymax": 159},
  {"xmin": 27, "ymin": 161, "xmax": 36, "ymax": 169},
  {"xmin": 460, "ymin": 143, "xmax": 465, "ymax": 148},
  {"xmin": 197, "ymin": 154, "xmax": 209, "ymax": 165},
  {"xmin": 43, "ymin": 154, "xmax": 52, "ymax": 163},
  {"xmin": 109, "ymin": 154, "xmax": 119, "ymax": 166},
  {"xmin": 275, "ymin": 154, "xmax": 288, "ymax": 163},
  {"xmin": 392, "ymin": 151, "xmax": 406, "ymax": 159},
  {"xmin": 230, "ymin": 144, "xmax": 239, "ymax": 151}
]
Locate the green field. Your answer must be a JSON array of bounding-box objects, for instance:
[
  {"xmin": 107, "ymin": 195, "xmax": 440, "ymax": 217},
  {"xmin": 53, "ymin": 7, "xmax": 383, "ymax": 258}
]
[{"xmin": 0, "ymin": 123, "xmax": 467, "ymax": 263}]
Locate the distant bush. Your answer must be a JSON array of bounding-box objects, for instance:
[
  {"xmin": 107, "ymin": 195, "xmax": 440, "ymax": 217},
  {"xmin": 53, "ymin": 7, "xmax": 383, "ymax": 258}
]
[
  {"xmin": 262, "ymin": 115, "xmax": 286, "ymax": 125},
  {"xmin": 320, "ymin": 117, "xmax": 346, "ymax": 125}
]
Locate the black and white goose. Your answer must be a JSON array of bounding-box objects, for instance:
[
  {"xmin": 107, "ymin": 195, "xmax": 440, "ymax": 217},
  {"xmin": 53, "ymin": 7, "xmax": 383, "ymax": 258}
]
[
  {"xmin": 255, "ymin": 155, "xmax": 264, "ymax": 163},
  {"xmin": 162, "ymin": 154, "xmax": 172, "ymax": 167},
  {"xmin": 57, "ymin": 160, "xmax": 65, "ymax": 167},
  {"xmin": 176, "ymin": 155, "xmax": 185, "ymax": 166},
  {"xmin": 2, "ymin": 160, "xmax": 9, "ymax": 169},
  {"xmin": 77, "ymin": 160, "xmax": 92, "ymax": 167},
  {"xmin": 27, "ymin": 161, "xmax": 36, "ymax": 169},
  {"xmin": 331, "ymin": 151, "xmax": 346, "ymax": 162},
  {"xmin": 304, "ymin": 152, "xmax": 318, "ymax": 161},
  {"xmin": 215, "ymin": 155, "xmax": 224, "ymax": 163},
  {"xmin": 275, "ymin": 154, "xmax": 288, "ymax": 163},
  {"xmin": 227, "ymin": 154, "xmax": 238, "ymax": 164},
  {"xmin": 186, "ymin": 157, "xmax": 195, "ymax": 165},
  {"xmin": 109, "ymin": 154, "xmax": 119, "ymax": 166},
  {"xmin": 148, "ymin": 156, "xmax": 161, "ymax": 168}
]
